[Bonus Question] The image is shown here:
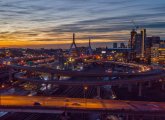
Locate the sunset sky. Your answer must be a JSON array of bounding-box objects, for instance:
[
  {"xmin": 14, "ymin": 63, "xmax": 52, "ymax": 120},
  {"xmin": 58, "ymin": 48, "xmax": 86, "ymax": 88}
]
[{"xmin": 0, "ymin": 0, "xmax": 165, "ymax": 48}]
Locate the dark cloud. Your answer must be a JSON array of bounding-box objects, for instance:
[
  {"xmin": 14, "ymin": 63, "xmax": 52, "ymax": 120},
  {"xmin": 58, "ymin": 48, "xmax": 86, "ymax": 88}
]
[
  {"xmin": 144, "ymin": 22, "xmax": 165, "ymax": 28},
  {"xmin": 43, "ymin": 12, "xmax": 165, "ymax": 34}
]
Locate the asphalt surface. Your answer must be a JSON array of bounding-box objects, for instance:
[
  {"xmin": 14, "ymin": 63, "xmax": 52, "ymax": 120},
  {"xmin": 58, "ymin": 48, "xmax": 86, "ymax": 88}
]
[{"xmin": 1, "ymin": 95, "xmax": 165, "ymax": 113}]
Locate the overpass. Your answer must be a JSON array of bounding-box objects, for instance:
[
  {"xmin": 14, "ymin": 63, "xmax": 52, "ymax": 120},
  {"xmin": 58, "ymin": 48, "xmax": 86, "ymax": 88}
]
[
  {"xmin": 9, "ymin": 61, "xmax": 164, "ymax": 86},
  {"xmin": 14, "ymin": 70, "xmax": 165, "ymax": 97},
  {"xmin": 8, "ymin": 64, "xmax": 161, "ymax": 77},
  {"xmin": 8, "ymin": 61, "xmax": 165, "ymax": 97},
  {"xmin": 1, "ymin": 61, "xmax": 165, "ymax": 118},
  {"xmin": 14, "ymin": 71, "xmax": 164, "ymax": 86},
  {"xmin": 12, "ymin": 56, "xmax": 47, "ymax": 63},
  {"xmin": 1, "ymin": 95, "xmax": 165, "ymax": 117}
]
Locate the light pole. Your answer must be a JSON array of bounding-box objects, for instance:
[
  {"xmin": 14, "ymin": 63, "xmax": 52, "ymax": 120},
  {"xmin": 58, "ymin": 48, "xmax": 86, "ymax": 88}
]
[
  {"xmin": 0, "ymin": 86, "xmax": 1, "ymax": 106},
  {"xmin": 0, "ymin": 82, "xmax": 6, "ymax": 106},
  {"xmin": 83, "ymin": 86, "xmax": 88, "ymax": 108},
  {"xmin": 83, "ymin": 86, "xmax": 88, "ymax": 120}
]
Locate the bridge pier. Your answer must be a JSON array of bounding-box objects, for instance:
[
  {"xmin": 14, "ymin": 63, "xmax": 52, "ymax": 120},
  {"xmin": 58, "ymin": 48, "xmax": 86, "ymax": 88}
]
[
  {"xmin": 162, "ymin": 82, "xmax": 165, "ymax": 90},
  {"xmin": 96, "ymin": 86, "xmax": 101, "ymax": 99},
  {"xmin": 51, "ymin": 73, "xmax": 54, "ymax": 80},
  {"xmin": 44, "ymin": 83, "xmax": 47, "ymax": 91},
  {"xmin": 125, "ymin": 67, "xmax": 128, "ymax": 72},
  {"xmin": 135, "ymin": 82, "xmax": 138, "ymax": 86},
  {"xmin": 147, "ymin": 81, "xmax": 152, "ymax": 88},
  {"xmin": 131, "ymin": 116, "xmax": 135, "ymax": 120},
  {"xmin": 60, "ymin": 112, "xmax": 70, "ymax": 120},
  {"xmin": 128, "ymin": 84, "xmax": 132, "ymax": 92},
  {"xmin": 138, "ymin": 83, "xmax": 142, "ymax": 97},
  {"xmin": 50, "ymin": 73, "xmax": 60, "ymax": 81},
  {"xmin": 56, "ymin": 75, "xmax": 60, "ymax": 80},
  {"xmin": 118, "ymin": 84, "xmax": 122, "ymax": 88}
]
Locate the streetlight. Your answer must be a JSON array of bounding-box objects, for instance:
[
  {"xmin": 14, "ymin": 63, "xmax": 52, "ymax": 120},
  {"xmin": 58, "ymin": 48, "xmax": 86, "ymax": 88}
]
[
  {"xmin": 83, "ymin": 86, "xmax": 88, "ymax": 107},
  {"xmin": 84, "ymin": 86, "xmax": 88, "ymax": 91},
  {"xmin": 0, "ymin": 86, "xmax": 1, "ymax": 106},
  {"xmin": 83, "ymin": 86, "xmax": 88, "ymax": 120},
  {"xmin": 0, "ymin": 84, "xmax": 5, "ymax": 106}
]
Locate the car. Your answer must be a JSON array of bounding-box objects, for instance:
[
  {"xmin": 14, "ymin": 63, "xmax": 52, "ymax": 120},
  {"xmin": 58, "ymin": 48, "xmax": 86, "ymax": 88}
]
[
  {"xmin": 72, "ymin": 102, "xmax": 81, "ymax": 106},
  {"xmin": 105, "ymin": 69, "xmax": 112, "ymax": 73},
  {"xmin": 33, "ymin": 102, "xmax": 41, "ymax": 106}
]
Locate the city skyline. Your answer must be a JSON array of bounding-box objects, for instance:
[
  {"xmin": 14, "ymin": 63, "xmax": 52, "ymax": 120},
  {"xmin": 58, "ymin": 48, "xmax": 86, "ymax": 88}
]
[{"xmin": 0, "ymin": 0, "xmax": 165, "ymax": 48}]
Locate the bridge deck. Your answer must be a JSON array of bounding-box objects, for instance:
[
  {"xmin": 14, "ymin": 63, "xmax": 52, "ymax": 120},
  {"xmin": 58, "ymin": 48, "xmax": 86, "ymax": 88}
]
[
  {"xmin": 1, "ymin": 95, "xmax": 165, "ymax": 115},
  {"xmin": 14, "ymin": 72, "xmax": 165, "ymax": 86},
  {"xmin": 9, "ymin": 64, "xmax": 161, "ymax": 77}
]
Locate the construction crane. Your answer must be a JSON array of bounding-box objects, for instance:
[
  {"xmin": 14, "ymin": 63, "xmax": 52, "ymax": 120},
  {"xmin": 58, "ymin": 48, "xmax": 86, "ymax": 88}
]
[{"xmin": 131, "ymin": 20, "xmax": 139, "ymax": 31}]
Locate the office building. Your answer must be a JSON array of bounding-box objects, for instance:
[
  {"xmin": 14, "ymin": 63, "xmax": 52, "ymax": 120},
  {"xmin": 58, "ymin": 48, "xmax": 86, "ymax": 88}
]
[
  {"xmin": 130, "ymin": 29, "xmax": 137, "ymax": 49},
  {"xmin": 134, "ymin": 29, "xmax": 146, "ymax": 58},
  {"xmin": 120, "ymin": 43, "xmax": 125, "ymax": 48},
  {"xmin": 113, "ymin": 43, "xmax": 117, "ymax": 48},
  {"xmin": 145, "ymin": 36, "xmax": 160, "ymax": 62}
]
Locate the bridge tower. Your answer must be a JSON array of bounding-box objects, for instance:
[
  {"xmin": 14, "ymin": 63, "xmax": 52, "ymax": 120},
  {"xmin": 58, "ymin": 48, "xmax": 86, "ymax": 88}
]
[
  {"xmin": 68, "ymin": 33, "xmax": 79, "ymax": 56},
  {"xmin": 87, "ymin": 37, "xmax": 93, "ymax": 55}
]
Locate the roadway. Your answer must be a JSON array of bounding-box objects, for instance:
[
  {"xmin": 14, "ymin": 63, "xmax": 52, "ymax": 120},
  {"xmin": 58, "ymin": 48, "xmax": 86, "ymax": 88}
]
[
  {"xmin": 1, "ymin": 95, "xmax": 165, "ymax": 116},
  {"xmin": 9, "ymin": 64, "xmax": 163, "ymax": 77},
  {"xmin": 14, "ymin": 71, "xmax": 165, "ymax": 86}
]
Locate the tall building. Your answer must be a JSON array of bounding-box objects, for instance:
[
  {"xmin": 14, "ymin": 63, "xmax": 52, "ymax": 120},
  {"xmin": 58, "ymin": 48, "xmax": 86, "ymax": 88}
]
[
  {"xmin": 135, "ymin": 33, "xmax": 142, "ymax": 58},
  {"xmin": 113, "ymin": 43, "xmax": 117, "ymax": 48},
  {"xmin": 146, "ymin": 36, "xmax": 160, "ymax": 47},
  {"xmin": 151, "ymin": 44, "xmax": 160, "ymax": 65},
  {"xmin": 151, "ymin": 41, "xmax": 165, "ymax": 65},
  {"xmin": 141, "ymin": 29, "xmax": 146, "ymax": 57},
  {"xmin": 129, "ymin": 28, "xmax": 164, "ymax": 64},
  {"xmin": 130, "ymin": 29, "xmax": 137, "ymax": 49},
  {"xmin": 158, "ymin": 47, "xmax": 165, "ymax": 65},
  {"xmin": 128, "ymin": 29, "xmax": 137, "ymax": 61},
  {"xmin": 160, "ymin": 40, "xmax": 165, "ymax": 48},
  {"xmin": 145, "ymin": 36, "xmax": 160, "ymax": 63},
  {"xmin": 134, "ymin": 29, "xmax": 146, "ymax": 58},
  {"xmin": 120, "ymin": 43, "xmax": 125, "ymax": 48},
  {"xmin": 151, "ymin": 40, "xmax": 165, "ymax": 66}
]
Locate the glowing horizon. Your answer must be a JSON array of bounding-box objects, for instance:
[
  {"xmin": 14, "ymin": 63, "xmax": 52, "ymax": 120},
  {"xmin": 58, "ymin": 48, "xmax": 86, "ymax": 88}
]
[{"xmin": 0, "ymin": 0, "xmax": 165, "ymax": 48}]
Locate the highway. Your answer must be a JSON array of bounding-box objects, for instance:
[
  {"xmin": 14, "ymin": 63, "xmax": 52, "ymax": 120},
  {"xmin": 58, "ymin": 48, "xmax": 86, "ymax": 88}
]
[
  {"xmin": 2, "ymin": 60, "xmax": 165, "ymax": 119},
  {"xmin": 1, "ymin": 95, "xmax": 165, "ymax": 116},
  {"xmin": 9, "ymin": 61, "xmax": 157, "ymax": 77},
  {"xmin": 14, "ymin": 71, "xmax": 165, "ymax": 86},
  {"xmin": 9, "ymin": 60, "xmax": 165, "ymax": 86}
]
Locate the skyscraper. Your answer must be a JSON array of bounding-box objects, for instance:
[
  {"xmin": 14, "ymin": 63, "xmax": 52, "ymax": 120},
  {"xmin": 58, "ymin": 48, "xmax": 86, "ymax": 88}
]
[
  {"xmin": 141, "ymin": 29, "xmax": 146, "ymax": 57},
  {"xmin": 145, "ymin": 36, "xmax": 160, "ymax": 63},
  {"xmin": 134, "ymin": 29, "xmax": 146, "ymax": 58},
  {"xmin": 130, "ymin": 29, "xmax": 137, "ymax": 49}
]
